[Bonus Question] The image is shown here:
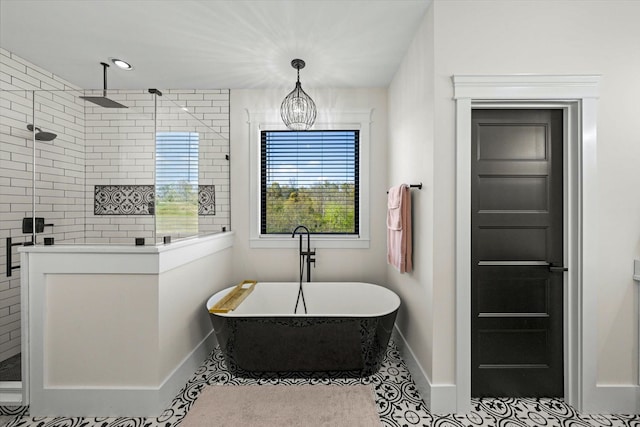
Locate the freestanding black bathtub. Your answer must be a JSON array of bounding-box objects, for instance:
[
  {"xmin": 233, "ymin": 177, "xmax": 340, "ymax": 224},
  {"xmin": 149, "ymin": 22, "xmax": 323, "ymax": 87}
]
[{"xmin": 206, "ymin": 282, "xmax": 400, "ymax": 377}]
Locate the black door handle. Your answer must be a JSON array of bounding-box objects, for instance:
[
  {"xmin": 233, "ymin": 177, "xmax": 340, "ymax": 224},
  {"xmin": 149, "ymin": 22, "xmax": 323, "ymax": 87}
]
[{"xmin": 549, "ymin": 265, "xmax": 568, "ymax": 272}]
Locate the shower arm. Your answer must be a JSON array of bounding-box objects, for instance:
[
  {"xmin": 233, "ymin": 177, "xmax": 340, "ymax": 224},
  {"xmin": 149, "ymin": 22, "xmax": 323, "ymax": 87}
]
[{"xmin": 101, "ymin": 62, "xmax": 109, "ymax": 98}]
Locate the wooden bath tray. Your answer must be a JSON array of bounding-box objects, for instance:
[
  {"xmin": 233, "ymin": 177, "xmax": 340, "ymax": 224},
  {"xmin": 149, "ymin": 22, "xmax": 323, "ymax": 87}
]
[{"xmin": 209, "ymin": 280, "xmax": 257, "ymax": 313}]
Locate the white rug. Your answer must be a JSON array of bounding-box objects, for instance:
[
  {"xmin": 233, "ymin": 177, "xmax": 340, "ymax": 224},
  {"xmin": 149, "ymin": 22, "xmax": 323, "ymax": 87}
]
[{"xmin": 178, "ymin": 384, "xmax": 381, "ymax": 427}]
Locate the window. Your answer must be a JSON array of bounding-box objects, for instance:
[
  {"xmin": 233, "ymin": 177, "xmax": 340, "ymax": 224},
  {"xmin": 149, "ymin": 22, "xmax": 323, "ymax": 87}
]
[
  {"xmin": 248, "ymin": 110, "xmax": 371, "ymax": 249},
  {"xmin": 155, "ymin": 131, "xmax": 199, "ymax": 236},
  {"xmin": 261, "ymin": 130, "xmax": 359, "ymax": 235}
]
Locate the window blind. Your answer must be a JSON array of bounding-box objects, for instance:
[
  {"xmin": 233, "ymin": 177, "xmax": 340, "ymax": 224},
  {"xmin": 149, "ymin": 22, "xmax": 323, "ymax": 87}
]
[
  {"xmin": 260, "ymin": 130, "xmax": 359, "ymax": 234},
  {"xmin": 155, "ymin": 132, "xmax": 199, "ymax": 235}
]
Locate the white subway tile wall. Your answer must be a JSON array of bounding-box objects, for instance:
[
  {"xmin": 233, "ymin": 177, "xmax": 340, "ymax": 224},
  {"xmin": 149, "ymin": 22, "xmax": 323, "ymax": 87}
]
[
  {"xmin": 1, "ymin": 47, "xmax": 85, "ymax": 365},
  {"xmin": 0, "ymin": 48, "xmax": 230, "ymax": 366}
]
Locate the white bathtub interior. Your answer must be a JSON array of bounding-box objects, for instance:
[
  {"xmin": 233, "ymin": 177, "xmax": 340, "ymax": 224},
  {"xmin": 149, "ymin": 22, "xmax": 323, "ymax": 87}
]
[{"xmin": 207, "ymin": 282, "xmax": 400, "ymax": 317}]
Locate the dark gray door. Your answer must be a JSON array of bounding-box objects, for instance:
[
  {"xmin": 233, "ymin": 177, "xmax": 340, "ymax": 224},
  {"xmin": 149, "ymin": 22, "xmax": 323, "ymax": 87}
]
[{"xmin": 471, "ymin": 109, "xmax": 564, "ymax": 397}]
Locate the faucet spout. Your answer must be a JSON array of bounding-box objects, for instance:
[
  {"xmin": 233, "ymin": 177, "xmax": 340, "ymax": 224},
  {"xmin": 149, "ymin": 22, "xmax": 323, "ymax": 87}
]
[{"xmin": 291, "ymin": 224, "xmax": 310, "ymax": 238}]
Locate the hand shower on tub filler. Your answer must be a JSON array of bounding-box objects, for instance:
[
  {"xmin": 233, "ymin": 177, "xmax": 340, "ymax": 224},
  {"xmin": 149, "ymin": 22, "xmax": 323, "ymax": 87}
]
[{"xmin": 291, "ymin": 225, "xmax": 316, "ymax": 313}]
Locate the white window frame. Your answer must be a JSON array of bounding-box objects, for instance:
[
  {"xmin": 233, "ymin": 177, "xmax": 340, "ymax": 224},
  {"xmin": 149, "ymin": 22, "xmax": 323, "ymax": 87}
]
[{"xmin": 248, "ymin": 109, "xmax": 372, "ymax": 249}]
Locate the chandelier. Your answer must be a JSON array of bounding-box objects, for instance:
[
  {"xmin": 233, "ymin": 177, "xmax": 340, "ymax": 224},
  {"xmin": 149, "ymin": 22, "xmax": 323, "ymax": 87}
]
[{"xmin": 280, "ymin": 59, "xmax": 316, "ymax": 131}]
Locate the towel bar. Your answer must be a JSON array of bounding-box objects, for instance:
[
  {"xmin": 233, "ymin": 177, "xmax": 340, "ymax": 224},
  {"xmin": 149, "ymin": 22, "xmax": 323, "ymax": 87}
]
[{"xmin": 387, "ymin": 183, "xmax": 422, "ymax": 193}]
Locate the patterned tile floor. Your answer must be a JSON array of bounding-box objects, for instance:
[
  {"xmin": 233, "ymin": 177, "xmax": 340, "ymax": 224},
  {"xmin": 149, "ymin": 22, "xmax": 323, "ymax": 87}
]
[{"xmin": 2, "ymin": 341, "xmax": 640, "ymax": 426}]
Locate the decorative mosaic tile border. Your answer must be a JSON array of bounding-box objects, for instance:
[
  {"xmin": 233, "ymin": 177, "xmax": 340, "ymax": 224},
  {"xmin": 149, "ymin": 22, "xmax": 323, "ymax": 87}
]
[
  {"xmin": 198, "ymin": 185, "xmax": 215, "ymax": 215},
  {"xmin": 94, "ymin": 185, "xmax": 154, "ymax": 215},
  {"xmin": 94, "ymin": 185, "xmax": 216, "ymax": 216}
]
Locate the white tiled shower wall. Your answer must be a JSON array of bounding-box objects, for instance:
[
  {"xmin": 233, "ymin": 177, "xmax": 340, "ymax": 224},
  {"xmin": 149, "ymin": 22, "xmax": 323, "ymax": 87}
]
[
  {"xmin": 0, "ymin": 47, "xmax": 86, "ymax": 363},
  {"xmin": 0, "ymin": 48, "xmax": 230, "ymax": 364}
]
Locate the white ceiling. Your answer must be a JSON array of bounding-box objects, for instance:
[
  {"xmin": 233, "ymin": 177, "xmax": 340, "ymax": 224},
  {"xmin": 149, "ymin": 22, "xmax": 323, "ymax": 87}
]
[{"xmin": 0, "ymin": 0, "xmax": 430, "ymax": 91}]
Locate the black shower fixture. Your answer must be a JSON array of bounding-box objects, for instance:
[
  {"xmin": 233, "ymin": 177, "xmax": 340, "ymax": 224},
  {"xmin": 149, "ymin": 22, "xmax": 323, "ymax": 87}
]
[
  {"xmin": 26, "ymin": 124, "xmax": 57, "ymax": 141},
  {"xmin": 79, "ymin": 62, "xmax": 128, "ymax": 108}
]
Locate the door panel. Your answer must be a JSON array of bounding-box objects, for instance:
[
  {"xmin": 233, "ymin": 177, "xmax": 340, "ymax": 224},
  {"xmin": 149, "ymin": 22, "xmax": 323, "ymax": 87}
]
[
  {"xmin": 477, "ymin": 124, "xmax": 547, "ymax": 160},
  {"xmin": 477, "ymin": 176, "xmax": 548, "ymax": 211},
  {"xmin": 477, "ymin": 227, "xmax": 548, "ymax": 260},
  {"xmin": 477, "ymin": 277, "xmax": 549, "ymax": 314},
  {"xmin": 471, "ymin": 109, "xmax": 563, "ymax": 397}
]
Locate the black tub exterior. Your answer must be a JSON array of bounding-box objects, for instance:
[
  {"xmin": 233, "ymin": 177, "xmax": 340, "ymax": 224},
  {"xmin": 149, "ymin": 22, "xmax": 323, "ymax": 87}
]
[{"xmin": 209, "ymin": 309, "xmax": 398, "ymax": 377}]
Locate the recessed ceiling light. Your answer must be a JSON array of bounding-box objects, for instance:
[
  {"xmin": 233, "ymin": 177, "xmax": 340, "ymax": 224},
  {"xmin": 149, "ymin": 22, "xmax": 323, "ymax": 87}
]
[{"xmin": 110, "ymin": 58, "xmax": 133, "ymax": 70}]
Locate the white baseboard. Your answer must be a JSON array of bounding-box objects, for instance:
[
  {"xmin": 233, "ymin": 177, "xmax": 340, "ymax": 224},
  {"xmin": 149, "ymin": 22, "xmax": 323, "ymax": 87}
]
[
  {"xmin": 30, "ymin": 331, "xmax": 217, "ymax": 417},
  {"xmin": 430, "ymin": 383, "xmax": 458, "ymax": 414},
  {"xmin": 392, "ymin": 329, "xmax": 640, "ymax": 416},
  {"xmin": 583, "ymin": 384, "xmax": 640, "ymax": 414},
  {"xmin": 156, "ymin": 331, "xmax": 219, "ymax": 415},
  {"xmin": 392, "ymin": 325, "xmax": 457, "ymax": 414},
  {"xmin": 0, "ymin": 382, "xmax": 23, "ymax": 406}
]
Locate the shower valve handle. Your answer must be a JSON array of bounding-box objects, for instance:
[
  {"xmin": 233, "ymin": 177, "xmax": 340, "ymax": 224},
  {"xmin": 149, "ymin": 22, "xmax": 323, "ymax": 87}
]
[{"xmin": 302, "ymin": 250, "xmax": 316, "ymax": 267}]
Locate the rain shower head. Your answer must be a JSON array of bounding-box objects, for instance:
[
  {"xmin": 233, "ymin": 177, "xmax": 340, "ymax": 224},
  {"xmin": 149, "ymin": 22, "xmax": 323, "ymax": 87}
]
[
  {"xmin": 79, "ymin": 96, "xmax": 128, "ymax": 108},
  {"xmin": 79, "ymin": 62, "xmax": 128, "ymax": 109},
  {"xmin": 27, "ymin": 124, "xmax": 57, "ymax": 141}
]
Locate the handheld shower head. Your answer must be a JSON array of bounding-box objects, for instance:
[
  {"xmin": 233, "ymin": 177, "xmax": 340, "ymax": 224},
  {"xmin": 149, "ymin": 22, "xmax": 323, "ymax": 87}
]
[{"xmin": 27, "ymin": 124, "xmax": 57, "ymax": 141}]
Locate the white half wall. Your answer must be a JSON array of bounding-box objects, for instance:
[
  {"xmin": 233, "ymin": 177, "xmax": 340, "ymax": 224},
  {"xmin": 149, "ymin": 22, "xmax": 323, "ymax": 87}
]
[
  {"xmin": 45, "ymin": 274, "xmax": 159, "ymax": 386},
  {"xmin": 23, "ymin": 232, "xmax": 234, "ymax": 416}
]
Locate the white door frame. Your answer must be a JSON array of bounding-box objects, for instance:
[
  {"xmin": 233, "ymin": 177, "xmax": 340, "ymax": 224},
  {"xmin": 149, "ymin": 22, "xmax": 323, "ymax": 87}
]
[{"xmin": 453, "ymin": 75, "xmax": 600, "ymax": 413}]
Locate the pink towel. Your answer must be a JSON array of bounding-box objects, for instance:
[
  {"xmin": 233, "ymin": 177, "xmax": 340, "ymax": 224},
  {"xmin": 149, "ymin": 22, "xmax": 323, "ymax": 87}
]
[{"xmin": 387, "ymin": 184, "xmax": 412, "ymax": 273}]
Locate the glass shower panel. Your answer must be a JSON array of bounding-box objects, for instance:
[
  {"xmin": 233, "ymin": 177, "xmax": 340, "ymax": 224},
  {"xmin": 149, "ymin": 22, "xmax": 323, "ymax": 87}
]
[
  {"xmin": 155, "ymin": 92, "xmax": 230, "ymax": 243},
  {"xmin": 9, "ymin": 88, "xmax": 230, "ymax": 250},
  {"xmin": 0, "ymin": 89, "xmax": 34, "ymax": 383},
  {"xmin": 81, "ymin": 89, "xmax": 156, "ymax": 245},
  {"xmin": 198, "ymin": 115, "xmax": 230, "ymax": 235},
  {"xmin": 32, "ymin": 89, "xmax": 85, "ymax": 247},
  {"xmin": 154, "ymin": 96, "xmax": 199, "ymax": 241}
]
